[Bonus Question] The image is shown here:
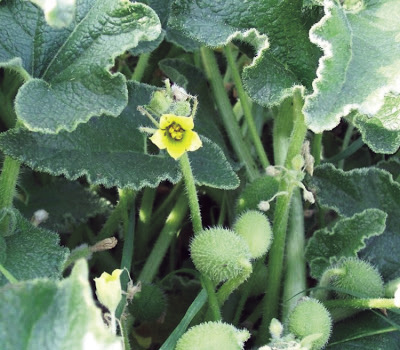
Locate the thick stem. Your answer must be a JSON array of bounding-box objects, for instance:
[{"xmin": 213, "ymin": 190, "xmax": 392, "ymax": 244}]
[
  {"xmin": 273, "ymin": 97, "xmax": 294, "ymax": 166},
  {"xmin": 338, "ymin": 123, "xmax": 355, "ymax": 169},
  {"xmin": 324, "ymin": 298, "xmax": 399, "ymax": 310},
  {"xmin": 200, "ymin": 46, "xmax": 259, "ymax": 181},
  {"xmin": 311, "ymin": 133, "xmax": 323, "ymax": 167},
  {"xmin": 179, "ymin": 153, "xmax": 202, "ymax": 234},
  {"xmin": 202, "ymin": 276, "xmax": 222, "ymax": 321},
  {"xmin": 131, "ymin": 52, "xmax": 151, "ymax": 82},
  {"xmin": 138, "ymin": 193, "xmax": 188, "ymax": 283},
  {"xmin": 224, "ymin": 45, "xmax": 270, "ymax": 168},
  {"xmin": 259, "ymin": 89, "xmax": 308, "ymax": 343},
  {"xmin": 282, "ymin": 189, "xmax": 306, "ymax": 321}
]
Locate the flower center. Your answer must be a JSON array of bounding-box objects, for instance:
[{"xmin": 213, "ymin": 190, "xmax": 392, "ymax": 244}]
[{"xmin": 168, "ymin": 122, "xmax": 184, "ymax": 140}]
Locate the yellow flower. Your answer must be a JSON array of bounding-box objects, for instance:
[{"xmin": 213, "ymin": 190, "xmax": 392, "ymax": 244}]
[
  {"xmin": 150, "ymin": 114, "xmax": 202, "ymax": 160},
  {"xmin": 94, "ymin": 269, "xmax": 122, "ymax": 314}
]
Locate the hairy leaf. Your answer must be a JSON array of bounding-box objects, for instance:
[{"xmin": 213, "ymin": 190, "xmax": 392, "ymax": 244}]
[
  {"xmin": 168, "ymin": 0, "xmax": 321, "ymax": 106},
  {"xmin": 353, "ymin": 94, "xmax": 400, "ymax": 154},
  {"xmin": 15, "ymin": 171, "xmax": 111, "ymax": 233},
  {"xmin": 0, "ymin": 0, "xmax": 161, "ymax": 133},
  {"xmin": 306, "ymin": 209, "xmax": 387, "ymax": 279},
  {"xmin": 0, "ymin": 260, "xmax": 122, "ymax": 350},
  {"xmin": 0, "ymin": 209, "xmax": 68, "ymax": 286},
  {"xmin": 310, "ymin": 164, "xmax": 400, "ymax": 280},
  {"xmin": 304, "ymin": 0, "xmax": 400, "ymax": 132},
  {"xmin": 0, "ymin": 82, "xmax": 239, "ymax": 190}
]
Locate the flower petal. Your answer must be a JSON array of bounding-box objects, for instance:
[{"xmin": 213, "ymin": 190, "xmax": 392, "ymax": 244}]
[
  {"xmin": 150, "ymin": 129, "xmax": 167, "ymax": 150},
  {"xmin": 166, "ymin": 140, "xmax": 187, "ymax": 160},
  {"xmin": 186, "ymin": 131, "xmax": 202, "ymax": 152},
  {"xmin": 160, "ymin": 114, "xmax": 194, "ymax": 130}
]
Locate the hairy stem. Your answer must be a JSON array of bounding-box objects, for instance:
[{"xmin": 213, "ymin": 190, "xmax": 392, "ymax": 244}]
[{"xmin": 131, "ymin": 52, "xmax": 151, "ymax": 82}]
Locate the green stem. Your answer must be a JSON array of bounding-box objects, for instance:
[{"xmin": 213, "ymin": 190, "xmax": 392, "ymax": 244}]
[
  {"xmin": 311, "ymin": 133, "xmax": 323, "ymax": 166},
  {"xmin": 282, "ymin": 189, "xmax": 306, "ymax": 321},
  {"xmin": 224, "ymin": 45, "xmax": 270, "ymax": 168},
  {"xmin": 273, "ymin": 98, "xmax": 294, "ymax": 166},
  {"xmin": 200, "ymin": 46, "xmax": 259, "ymax": 181},
  {"xmin": 138, "ymin": 193, "xmax": 188, "ymax": 283},
  {"xmin": 324, "ymin": 298, "xmax": 400, "ymax": 310},
  {"xmin": 0, "ymin": 156, "xmax": 21, "ymax": 234},
  {"xmin": 135, "ymin": 187, "xmax": 157, "ymax": 259},
  {"xmin": 259, "ymin": 89, "xmax": 307, "ymax": 343},
  {"xmin": 338, "ymin": 123, "xmax": 355, "ymax": 169},
  {"xmin": 0, "ymin": 263, "xmax": 18, "ymax": 284},
  {"xmin": 179, "ymin": 153, "xmax": 202, "ymax": 234},
  {"xmin": 202, "ymin": 276, "xmax": 222, "ymax": 321},
  {"xmin": 97, "ymin": 190, "xmax": 135, "ymax": 240},
  {"xmin": 131, "ymin": 52, "xmax": 151, "ymax": 82}
]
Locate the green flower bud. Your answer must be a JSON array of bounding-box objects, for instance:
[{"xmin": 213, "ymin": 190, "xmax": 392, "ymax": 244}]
[
  {"xmin": 190, "ymin": 227, "xmax": 252, "ymax": 283},
  {"xmin": 170, "ymin": 100, "xmax": 192, "ymax": 117},
  {"xmin": 149, "ymin": 90, "xmax": 173, "ymax": 115},
  {"xmin": 175, "ymin": 322, "xmax": 250, "ymax": 350},
  {"xmin": 291, "ymin": 154, "xmax": 305, "ymax": 172},
  {"xmin": 331, "ymin": 258, "xmax": 384, "ymax": 299},
  {"xmin": 128, "ymin": 283, "xmax": 167, "ymax": 322},
  {"xmin": 234, "ymin": 210, "xmax": 272, "ymax": 259},
  {"xmin": 288, "ymin": 297, "xmax": 332, "ymax": 350}
]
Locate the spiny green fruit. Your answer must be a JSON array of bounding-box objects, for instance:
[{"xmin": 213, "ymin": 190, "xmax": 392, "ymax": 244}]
[
  {"xmin": 190, "ymin": 227, "xmax": 252, "ymax": 283},
  {"xmin": 175, "ymin": 322, "xmax": 250, "ymax": 350},
  {"xmin": 148, "ymin": 90, "xmax": 173, "ymax": 115},
  {"xmin": 288, "ymin": 297, "xmax": 332, "ymax": 350},
  {"xmin": 234, "ymin": 210, "xmax": 272, "ymax": 259},
  {"xmin": 128, "ymin": 283, "xmax": 167, "ymax": 322},
  {"xmin": 332, "ymin": 257, "xmax": 384, "ymax": 299}
]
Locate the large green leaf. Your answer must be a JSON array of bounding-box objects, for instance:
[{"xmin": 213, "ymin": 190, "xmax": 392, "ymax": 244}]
[
  {"xmin": 304, "ymin": 0, "xmax": 400, "ymax": 133},
  {"xmin": 168, "ymin": 0, "xmax": 321, "ymax": 106},
  {"xmin": 328, "ymin": 311, "xmax": 400, "ymax": 349},
  {"xmin": 15, "ymin": 171, "xmax": 111, "ymax": 233},
  {"xmin": 310, "ymin": 164, "xmax": 400, "ymax": 280},
  {"xmin": 0, "ymin": 209, "xmax": 68, "ymax": 286},
  {"xmin": 29, "ymin": 0, "xmax": 76, "ymax": 28},
  {"xmin": 0, "ymin": 82, "xmax": 239, "ymax": 190},
  {"xmin": 0, "ymin": 0, "xmax": 161, "ymax": 133},
  {"xmin": 353, "ymin": 94, "xmax": 400, "ymax": 154},
  {"xmin": 306, "ymin": 208, "xmax": 387, "ymax": 279},
  {"xmin": 0, "ymin": 260, "xmax": 122, "ymax": 350}
]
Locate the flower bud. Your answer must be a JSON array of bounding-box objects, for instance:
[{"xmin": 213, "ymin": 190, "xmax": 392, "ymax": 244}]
[{"xmin": 94, "ymin": 269, "xmax": 123, "ymax": 314}]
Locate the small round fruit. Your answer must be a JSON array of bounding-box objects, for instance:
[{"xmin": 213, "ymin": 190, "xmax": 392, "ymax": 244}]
[
  {"xmin": 175, "ymin": 322, "xmax": 250, "ymax": 350},
  {"xmin": 288, "ymin": 297, "xmax": 332, "ymax": 350},
  {"xmin": 234, "ymin": 210, "xmax": 272, "ymax": 259},
  {"xmin": 190, "ymin": 228, "xmax": 252, "ymax": 283}
]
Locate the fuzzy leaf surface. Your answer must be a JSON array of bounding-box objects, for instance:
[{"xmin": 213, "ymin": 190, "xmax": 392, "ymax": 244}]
[
  {"xmin": 169, "ymin": 0, "xmax": 321, "ymax": 106},
  {"xmin": 353, "ymin": 94, "xmax": 400, "ymax": 154},
  {"xmin": 15, "ymin": 171, "xmax": 110, "ymax": 233},
  {"xmin": 0, "ymin": 260, "xmax": 122, "ymax": 350},
  {"xmin": 0, "ymin": 209, "xmax": 68, "ymax": 286},
  {"xmin": 310, "ymin": 164, "xmax": 400, "ymax": 280},
  {"xmin": 0, "ymin": 82, "xmax": 239, "ymax": 190},
  {"xmin": 0, "ymin": 0, "xmax": 161, "ymax": 133},
  {"xmin": 306, "ymin": 208, "xmax": 387, "ymax": 279},
  {"xmin": 304, "ymin": 0, "xmax": 400, "ymax": 132}
]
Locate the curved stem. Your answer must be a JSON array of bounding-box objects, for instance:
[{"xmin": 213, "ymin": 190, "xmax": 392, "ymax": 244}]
[
  {"xmin": 202, "ymin": 276, "xmax": 222, "ymax": 321},
  {"xmin": 200, "ymin": 46, "xmax": 259, "ymax": 181},
  {"xmin": 311, "ymin": 133, "xmax": 323, "ymax": 167},
  {"xmin": 324, "ymin": 298, "xmax": 400, "ymax": 310},
  {"xmin": 224, "ymin": 45, "xmax": 270, "ymax": 168},
  {"xmin": 0, "ymin": 263, "xmax": 18, "ymax": 284},
  {"xmin": 338, "ymin": 123, "xmax": 355, "ymax": 169},
  {"xmin": 179, "ymin": 153, "xmax": 202, "ymax": 234}
]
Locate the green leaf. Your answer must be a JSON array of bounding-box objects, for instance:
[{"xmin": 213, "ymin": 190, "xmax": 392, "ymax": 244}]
[
  {"xmin": 306, "ymin": 208, "xmax": 387, "ymax": 279},
  {"xmin": 304, "ymin": 0, "xmax": 400, "ymax": 133},
  {"xmin": 310, "ymin": 164, "xmax": 400, "ymax": 280},
  {"xmin": 376, "ymin": 158, "xmax": 400, "ymax": 181},
  {"xmin": 0, "ymin": 209, "xmax": 68, "ymax": 286},
  {"xmin": 0, "ymin": 82, "xmax": 239, "ymax": 190},
  {"xmin": 0, "ymin": 0, "xmax": 161, "ymax": 133},
  {"xmin": 168, "ymin": 0, "xmax": 321, "ymax": 106},
  {"xmin": 352, "ymin": 94, "xmax": 400, "ymax": 154},
  {"xmin": 29, "ymin": 0, "xmax": 76, "ymax": 28},
  {"xmin": 0, "ymin": 260, "xmax": 122, "ymax": 350},
  {"xmin": 328, "ymin": 311, "xmax": 400, "ymax": 349},
  {"xmin": 15, "ymin": 171, "xmax": 111, "ymax": 233}
]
